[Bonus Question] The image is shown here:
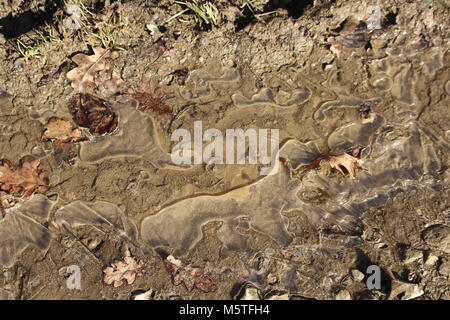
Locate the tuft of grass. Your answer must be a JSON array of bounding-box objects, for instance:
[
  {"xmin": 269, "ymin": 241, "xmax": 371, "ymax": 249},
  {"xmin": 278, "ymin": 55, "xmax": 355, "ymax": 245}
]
[
  {"xmin": 16, "ymin": 29, "xmax": 61, "ymax": 61},
  {"xmin": 172, "ymin": 0, "xmax": 221, "ymax": 27},
  {"xmin": 59, "ymin": 0, "xmax": 127, "ymax": 50},
  {"xmin": 240, "ymin": 0, "xmax": 276, "ymax": 21}
]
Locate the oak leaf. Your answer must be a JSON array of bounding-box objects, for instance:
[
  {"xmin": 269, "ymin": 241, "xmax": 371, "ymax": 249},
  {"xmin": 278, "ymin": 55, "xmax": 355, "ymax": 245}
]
[
  {"xmin": 164, "ymin": 255, "xmax": 217, "ymax": 293},
  {"xmin": 69, "ymin": 93, "xmax": 118, "ymax": 135},
  {"xmin": 0, "ymin": 157, "xmax": 49, "ymax": 198},
  {"xmin": 326, "ymin": 152, "xmax": 364, "ymax": 179},
  {"xmin": 42, "ymin": 117, "xmax": 87, "ymax": 144},
  {"xmin": 103, "ymin": 250, "xmax": 145, "ymax": 287},
  {"xmin": 133, "ymin": 88, "xmax": 171, "ymax": 114},
  {"xmin": 67, "ymin": 47, "xmax": 117, "ymax": 92}
]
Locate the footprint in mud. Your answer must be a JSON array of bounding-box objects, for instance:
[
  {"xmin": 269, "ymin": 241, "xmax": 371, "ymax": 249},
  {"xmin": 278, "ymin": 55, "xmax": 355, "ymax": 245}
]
[
  {"xmin": 180, "ymin": 67, "xmax": 240, "ymax": 100},
  {"xmin": 232, "ymin": 87, "xmax": 311, "ymax": 108},
  {"xmin": 78, "ymin": 99, "xmax": 188, "ymax": 169},
  {"xmin": 0, "ymin": 195, "xmax": 54, "ymax": 267},
  {"xmin": 140, "ymin": 112, "xmax": 441, "ymax": 256}
]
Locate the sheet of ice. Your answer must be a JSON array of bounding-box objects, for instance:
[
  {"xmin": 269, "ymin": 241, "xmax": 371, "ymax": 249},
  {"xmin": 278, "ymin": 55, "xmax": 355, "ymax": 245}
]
[
  {"xmin": 54, "ymin": 200, "xmax": 138, "ymax": 243},
  {"xmin": 232, "ymin": 87, "xmax": 311, "ymax": 108},
  {"xmin": 0, "ymin": 195, "xmax": 54, "ymax": 267},
  {"xmin": 180, "ymin": 67, "xmax": 240, "ymax": 100},
  {"xmin": 78, "ymin": 99, "xmax": 188, "ymax": 169},
  {"xmin": 141, "ymin": 110, "xmax": 441, "ymax": 255},
  {"xmin": 141, "ymin": 140, "xmax": 310, "ymax": 256}
]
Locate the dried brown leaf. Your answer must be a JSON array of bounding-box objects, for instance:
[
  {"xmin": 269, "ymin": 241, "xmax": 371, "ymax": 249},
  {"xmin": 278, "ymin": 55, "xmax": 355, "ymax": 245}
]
[
  {"xmin": 103, "ymin": 250, "xmax": 145, "ymax": 287},
  {"xmin": 0, "ymin": 158, "xmax": 49, "ymax": 198},
  {"xmin": 327, "ymin": 152, "xmax": 364, "ymax": 179},
  {"xmin": 133, "ymin": 88, "xmax": 172, "ymax": 115},
  {"xmin": 67, "ymin": 48, "xmax": 116, "ymax": 92},
  {"xmin": 69, "ymin": 93, "xmax": 118, "ymax": 135},
  {"xmin": 43, "ymin": 117, "xmax": 87, "ymax": 144},
  {"xmin": 164, "ymin": 255, "xmax": 217, "ymax": 293}
]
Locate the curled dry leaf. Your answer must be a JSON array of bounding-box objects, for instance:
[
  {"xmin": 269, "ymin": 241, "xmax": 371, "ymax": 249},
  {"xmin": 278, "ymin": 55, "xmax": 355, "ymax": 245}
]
[
  {"xmin": 67, "ymin": 47, "xmax": 118, "ymax": 92},
  {"xmin": 327, "ymin": 152, "xmax": 364, "ymax": 179},
  {"xmin": 0, "ymin": 157, "xmax": 49, "ymax": 198},
  {"xmin": 164, "ymin": 255, "xmax": 217, "ymax": 293},
  {"xmin": 103, "ymin": 250, "xmax": 145, "ymax": 287},
  {"xmin": 307, "ymin": 147, "xmax": 365, "ymax": 179},
  {"xmin": 389, "ymin": 280, "xmax": 424, "ymax": 300},
  {"xmin": 69, "ymin": 93, "xmax": 118, "ymax": 135},
  {"xmin": 0, "ymin": 192, "xmax": 14, "ymax": 208},
  {"xmin": 43, "ymin": 117, "xmax": 87, "ymax": 144}
]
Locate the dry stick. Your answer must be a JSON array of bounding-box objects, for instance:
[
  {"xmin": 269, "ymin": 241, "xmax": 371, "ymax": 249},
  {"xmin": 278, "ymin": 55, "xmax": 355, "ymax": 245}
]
[{"xmin": 164, "ymin": 8, "xmax": 189, "ymax": 24}]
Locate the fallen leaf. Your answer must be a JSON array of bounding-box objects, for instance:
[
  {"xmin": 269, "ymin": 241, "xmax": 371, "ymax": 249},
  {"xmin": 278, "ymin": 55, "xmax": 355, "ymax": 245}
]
[
  {"xmin": 43, "ymin": 117, "xmax": 87, "ymax": 144},
  {"xmin": 0, "ymin": 192, "xmax": 14, "ymax": 208},
  {"xmin": 0, "ymin": 157, "xmax": 49, "ymax": 198},
  {"xmin": 69, "ymin": 93, "xmax": 118, "ymax": 135},
  {"xmin": 164, "ymin": 255, "xmax": 217, "ymax": 293},
  {"xmin": 133, "ymin": 88, "xmax": 172, "ymax": 115},
  {"xmin": 67, "ymin": 47, "xmax": 117, "ymax": 92},
  {"xmin": 326, "ymin": 152, "xmax": 364, "ymax": 179},
  {"xmin": 103, "ymin": 250, "xmax": 145, "ymax": 287}
]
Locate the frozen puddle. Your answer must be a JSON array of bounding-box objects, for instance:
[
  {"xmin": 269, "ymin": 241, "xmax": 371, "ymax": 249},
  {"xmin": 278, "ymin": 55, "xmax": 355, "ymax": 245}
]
[
  {"xmin": 0, "ymin": 195, "xmax": 54, "ymax": 267},
  {"xmin": 54, "ymin": 200, "xmax": 138, "ymax": 243},
  {"xmin": 78, "ymin": 99, "xmax": 187, "ymax": 169},
  {"xmin": 140, "ymin": 112, "xmax": 441, "ymax": 256},
  {"xmin": 232, "ymin": 87, "xmax": 311, "ymax": 108},
  {"xmin": 141, "ymin": 139, "xmax": 304, "ymax": 255},
  {"xmin": 180, "ymin": 67, "xmax": 240, "ymax": 100}
]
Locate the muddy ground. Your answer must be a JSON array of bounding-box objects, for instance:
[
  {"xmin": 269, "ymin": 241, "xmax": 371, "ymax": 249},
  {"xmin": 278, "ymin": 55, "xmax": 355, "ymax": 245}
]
[{"xmin": 0, "ymin": 0, "xmax": 449, "ymax": 300}]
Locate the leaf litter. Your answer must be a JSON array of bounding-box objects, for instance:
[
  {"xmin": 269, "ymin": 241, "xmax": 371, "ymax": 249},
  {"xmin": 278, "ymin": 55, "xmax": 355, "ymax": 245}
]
[
  {"xmin": 307, "ymin": 147, "xmax": 365, "ymax": 179},
  {"xmin": 103, "ymin": 249, "xmax": 145, "ymax": 287},
  {"xmin": 69, "ymin": 93, "xmax": 118, "ymax": 135},
  {"xmin": 67, "ymin": 47, "xmax": 118, "ymax": 92},
  {"xmin": 0, "ymin": 157, "xmax": 49, "ymax": 198},
  {"xmin": 42, "ymin": 117, "xmax": 87, "ymax": 144},
  {"xmin": 164, "ymin": 255, "xmax": 217, "ymax": 293}
]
